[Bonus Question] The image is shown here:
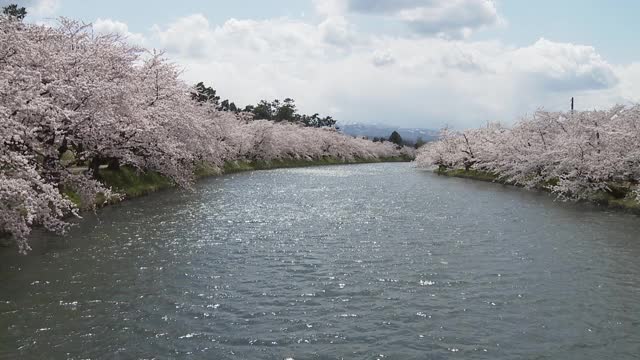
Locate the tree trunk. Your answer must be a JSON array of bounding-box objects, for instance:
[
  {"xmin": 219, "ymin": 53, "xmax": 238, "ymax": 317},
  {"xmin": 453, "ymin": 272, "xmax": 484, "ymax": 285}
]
[
  {"xmin": 107, "ymin": 158, "xmax": 120, "ymax": 171},
  {"xmin": 57, "ymin": 138, "xmax": 68, "ymax": 158},
  {"xmin": 89, "ymin": 157, "xmax": 101, "ymax": 176}
]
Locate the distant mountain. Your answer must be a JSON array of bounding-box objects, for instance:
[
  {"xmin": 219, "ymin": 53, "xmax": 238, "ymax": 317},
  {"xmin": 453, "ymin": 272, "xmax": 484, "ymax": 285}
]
[{"xmin": 338, "ymin": 123, "xmax": 439, "ymax": 143}]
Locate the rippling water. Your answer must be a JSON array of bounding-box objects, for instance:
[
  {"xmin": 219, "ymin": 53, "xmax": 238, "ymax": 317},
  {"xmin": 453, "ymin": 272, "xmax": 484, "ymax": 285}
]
[{"xmin": 1, "ymin": 163, "xmax": 640, "ymax": 359}]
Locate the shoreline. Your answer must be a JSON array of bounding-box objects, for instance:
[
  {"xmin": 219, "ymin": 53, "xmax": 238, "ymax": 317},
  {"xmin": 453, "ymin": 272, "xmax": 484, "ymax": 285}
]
[
  {"xmin": 99, "ymin": 156, "xmax": 412, "ymax": 202},
  {"xmin": 1, "ymin": 157, "xmax": 411, "ymax": 250},
  {"xmin": 433, "ymin": 168, "xmax": 640, "ymax": 214}
]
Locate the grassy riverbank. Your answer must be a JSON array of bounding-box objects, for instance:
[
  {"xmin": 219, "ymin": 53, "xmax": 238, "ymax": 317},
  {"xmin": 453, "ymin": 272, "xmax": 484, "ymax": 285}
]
[
  {"xmin": 76, "ymin": 156, "xmax": 412, "ymax": 207},
  {"xmin": 0, "ymin": 157, "xmax": 410, "ymax": 249},
  {"xmin": 223, "ymin": 156, "xmax": 410, "ymax": 173},
  {"xmin": 435, "ymin": 168, "xmax": 640, "ymax": 214}
]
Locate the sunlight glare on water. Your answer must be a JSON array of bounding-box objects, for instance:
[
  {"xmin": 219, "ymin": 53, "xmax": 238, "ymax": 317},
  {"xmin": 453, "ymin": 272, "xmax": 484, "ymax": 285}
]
[{"xmin": 1, "ymin": 163, "xmax": 640, "ymax": 359}]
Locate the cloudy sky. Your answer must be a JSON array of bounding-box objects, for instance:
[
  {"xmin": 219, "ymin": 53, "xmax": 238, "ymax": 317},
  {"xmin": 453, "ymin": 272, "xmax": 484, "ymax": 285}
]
[{"xmin": 7, "ymin": 0, "xmax": 640, "ymax": 128}]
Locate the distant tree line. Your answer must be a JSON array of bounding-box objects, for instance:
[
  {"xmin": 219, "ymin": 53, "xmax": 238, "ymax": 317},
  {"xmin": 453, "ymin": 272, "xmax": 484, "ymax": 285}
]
[
  {"xmin": 371, "ymin": 131, "xmax": 427, "ymax": 149},
  {"xmin": 192, "ymin": 82, "xmax": 337, "ymax": 128}
]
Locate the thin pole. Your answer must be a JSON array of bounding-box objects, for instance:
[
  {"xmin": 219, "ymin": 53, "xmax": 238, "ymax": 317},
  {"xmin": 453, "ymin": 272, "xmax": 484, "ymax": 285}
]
[{"xmin": 571, "ymin": 97, "xmax": 574, "ymax": 114}]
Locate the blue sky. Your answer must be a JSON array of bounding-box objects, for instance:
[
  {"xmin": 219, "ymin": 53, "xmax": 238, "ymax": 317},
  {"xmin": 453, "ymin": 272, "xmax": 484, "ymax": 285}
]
[
  {"xmin": 49, "ymin": 0, "xmax": 640, "ymax": 63},
  {"xmin": 479, "ymin": 1, "xmax": 640, "ymax": 64},
  {"xmin": 7, "ymin": 0, "xmax": 640, "ymax": 128}
]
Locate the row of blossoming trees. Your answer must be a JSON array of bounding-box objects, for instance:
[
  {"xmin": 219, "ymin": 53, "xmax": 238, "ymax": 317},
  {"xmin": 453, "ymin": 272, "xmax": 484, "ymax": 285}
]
[
  {"xmin": 417, "ymin": 105, "xmax": 640, "ymax": 201},
  {"xmin": 0, "ymin": 17, "xmax": 414, "ymax": 252}
]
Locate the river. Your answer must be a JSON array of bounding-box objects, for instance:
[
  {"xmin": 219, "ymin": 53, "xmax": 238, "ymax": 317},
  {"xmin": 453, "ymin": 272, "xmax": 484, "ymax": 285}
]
[{"xmin": 1, "ymin": 163, "xmax": 639, "ymax": 359}]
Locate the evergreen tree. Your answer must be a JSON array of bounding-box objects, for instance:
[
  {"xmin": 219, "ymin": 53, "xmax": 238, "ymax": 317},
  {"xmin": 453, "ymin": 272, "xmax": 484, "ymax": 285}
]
[
  {"xmin": 2, "ymin": 4, "xmax": 27, "ymax": 20},
  {"xmin": 192, "ymin": 82, "xmax": 220, "ymax": 105},
  {"xmin": 389, "ymin": 131, "xmax": 403, "ymax": 145}
]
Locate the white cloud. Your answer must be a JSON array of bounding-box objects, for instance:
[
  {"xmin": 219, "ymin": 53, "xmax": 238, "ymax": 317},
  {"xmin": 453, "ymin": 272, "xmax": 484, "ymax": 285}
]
[
  {"xmin": 399, "ymin": 0, "xmax": 500, "ymax": 38},
  {"xmin": 8, "ymin": 7, "xmax": 625, "ymax": 129},
  {"xmin": 151, "ymin": 14, "xmax": 214, "ymax": 58},
  {"xmin": 145, "ymin": 13, "xmax": 622, "ymax": 129},
  {"xmin": 319, "ymin": 16, "xmax": 357, "ymax": 48},
  {"xmin": 93, "ymin": 18, "xmax": 146, "ymax": 46},
  {"xmin": 509, "ymin": 38, "xmax": 618, "ymax": 93},
  {"xmin": 151, "ymin": 15, "xmax": 333, "ymax": 62},
  {"xmin": 28, "ymin": 0, "xmax": 57, "ymax": 17},
  {"xmin": 372, "ymin": 49, "xmax": 395, "ymax": 67},
  {"xmin": 150, "ymin": 16, "xmax": 334, "ymax": 107},
  {"xmin": 616, "ymin": 63, "xmax": 640, "ymax": 104},
  {"xmin": 314, "ymin": 0, "xmax": 502, "ymax": 38},
  {"xmin": 313, "ymin": 0, "xmax": 347, "ymax": 16},
  {"xmin": 1, "ymin": 0, "xmax": 633, "ymax": 130}
]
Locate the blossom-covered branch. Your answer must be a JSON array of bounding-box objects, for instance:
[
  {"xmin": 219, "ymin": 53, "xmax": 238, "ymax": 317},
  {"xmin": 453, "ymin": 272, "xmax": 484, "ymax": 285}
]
[
  {"xmin": 416, "ymin": 105, "xmax": 640, "ymax": 200},
  {"xmin": 0, "ymin": 15, "xmax": 414, "ymax": 252}
]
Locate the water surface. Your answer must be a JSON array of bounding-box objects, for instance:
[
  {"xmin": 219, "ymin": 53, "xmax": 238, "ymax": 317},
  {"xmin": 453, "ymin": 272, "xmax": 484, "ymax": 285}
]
[{"xmin": 1, "ymin": 163, "xmax": 639, "ymax": 359}]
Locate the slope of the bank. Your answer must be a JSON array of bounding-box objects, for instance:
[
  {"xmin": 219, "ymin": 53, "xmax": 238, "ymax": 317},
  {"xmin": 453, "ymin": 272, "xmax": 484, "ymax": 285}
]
[
  {"xmin": 80, "ymin": 156, "xmax": 413, "ymax": 206},
  {"xmin": 0, "ymin": 157, "xmax": 411, "ymax": 249},
  {"xmin": 433, "ymin": 168, "xmax": 640, "ymax": 214}
]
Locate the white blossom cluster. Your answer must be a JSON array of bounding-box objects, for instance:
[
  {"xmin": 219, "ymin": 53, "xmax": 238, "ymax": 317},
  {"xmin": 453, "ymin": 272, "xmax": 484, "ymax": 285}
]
[
  {"xmin": 417, "ymin": 105, "xmax": 640, "ymax": 201},
  {"xmin": 0, "ymin": 16, "xmax": 414, "ymax": 252}
]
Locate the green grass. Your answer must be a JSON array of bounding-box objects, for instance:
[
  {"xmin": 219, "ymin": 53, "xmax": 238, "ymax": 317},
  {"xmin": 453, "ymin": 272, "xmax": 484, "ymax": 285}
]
[
  {"xmin": 436, "ymin": 168, "xmax": 502, "ymax": 183},
  {"xmin": 194, "ymin": 162, "xmax": 222, "ymax": 178},
  {"xmin": 585, "ymin": 187, "xmax": 640, "ymax": 213},
  {"xmin": 97, "ymin": 166, "xmax": 174, "ymax": 198},
  {"xmin": 249, "ymin": 157, "xmax": 354, "ymax": 170},
  {"xmin": 62, "ymin": 166, "xmax": 174, "ymax": 208},
  {"xmin": 61, "ymin": 188, "xmax": 82, "ymax": 207},
  {"xmin": 60, "ymin": 150, "xmax": 76, "ymax": 166},
  {"xmin": 61, "ymin": 156, "xmax": 412, "ymax": 208},
  {"xmin": 436, "ymin": 167, "xmax": 640, "ymax": 214},
  {"xmin": 223, "ymin": 160, "xmax": 259, "ymax": 173},
  {"xmin": 5, "ymin": 157, "xmax": 413, "ymax": 248},
  {"xmin": 224, "ymin": 156, "xmax": 411, "ymax": 173},
  {"xmin": 608, "ymin": 197, "xmax": 640, "ymax": 212}
]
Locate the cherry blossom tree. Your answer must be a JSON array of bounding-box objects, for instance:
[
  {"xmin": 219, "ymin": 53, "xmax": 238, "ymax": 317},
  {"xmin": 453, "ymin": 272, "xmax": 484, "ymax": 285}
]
[
  {"xmin": 417, "ymin": 105, "xmax": 640, "ymax": 201},
  {"xmin": 0, "ymin": 14, "xmax": 415, "ymax": 252}
]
